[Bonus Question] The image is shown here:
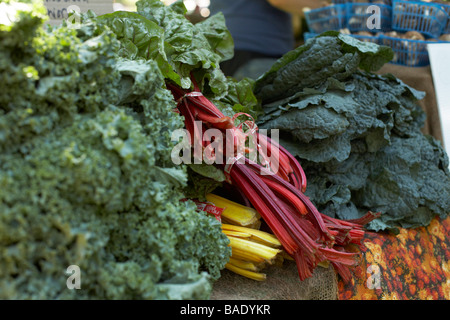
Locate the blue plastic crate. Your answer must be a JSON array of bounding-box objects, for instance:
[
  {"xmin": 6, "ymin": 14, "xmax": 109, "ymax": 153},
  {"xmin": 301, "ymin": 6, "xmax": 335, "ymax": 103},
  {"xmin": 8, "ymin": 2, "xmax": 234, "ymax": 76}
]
[
  {"xmin": 305, "ymin": 4, "xmax": 347, "ymax": 33},
  {"xmin": 350, "ymin": 33, "xmax": 380, "ymax": 44},
  {"xmin": 440, "ymin": 3, "xmax": 450, "ymax": 34},
  {"xmin": 346, "ymin": 3, "xmax": 393, "ymax": 32},
  {"xmin": 378, "ymin": 34, "xmax": 447, "ymax": 66},
  {"xmin": 392, "ymin": 0, "xmax": 449, "ymax": 38}
]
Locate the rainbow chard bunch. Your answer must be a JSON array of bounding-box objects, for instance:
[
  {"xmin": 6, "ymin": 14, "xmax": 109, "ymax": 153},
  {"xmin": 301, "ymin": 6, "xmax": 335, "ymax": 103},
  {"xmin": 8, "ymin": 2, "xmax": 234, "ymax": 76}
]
[{"xmin": 167, "ymin": 78, "xmax": 380, "ymax": 282}]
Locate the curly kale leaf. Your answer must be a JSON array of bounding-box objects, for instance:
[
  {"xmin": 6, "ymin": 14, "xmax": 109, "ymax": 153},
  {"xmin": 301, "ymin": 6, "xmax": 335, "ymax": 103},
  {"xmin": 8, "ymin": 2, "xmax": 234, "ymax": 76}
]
[
  {"xmin": 0, "ymin": 12, "xmax": 120, "ymax": 154},
  {"xmin": 0, "ymin": 0, "xmax": 230, "ymax": 300},
  {"xmin": 0, "ymin": 107, "xmax": 230, "ymax": 299}
]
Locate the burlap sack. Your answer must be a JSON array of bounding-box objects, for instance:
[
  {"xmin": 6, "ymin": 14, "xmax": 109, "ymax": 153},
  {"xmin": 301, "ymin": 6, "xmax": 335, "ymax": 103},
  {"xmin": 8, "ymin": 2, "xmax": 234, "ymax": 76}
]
[{"xmin": 211, "ymin": 261, "xmax": 338, "ymax": 300}]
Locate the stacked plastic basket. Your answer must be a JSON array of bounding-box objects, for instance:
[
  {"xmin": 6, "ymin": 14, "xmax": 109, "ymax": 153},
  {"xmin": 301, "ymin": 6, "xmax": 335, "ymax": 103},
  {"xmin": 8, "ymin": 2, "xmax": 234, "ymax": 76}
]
[{"xmin": 304, "ymin": 0, "xmax": 450, "ymax": 67}]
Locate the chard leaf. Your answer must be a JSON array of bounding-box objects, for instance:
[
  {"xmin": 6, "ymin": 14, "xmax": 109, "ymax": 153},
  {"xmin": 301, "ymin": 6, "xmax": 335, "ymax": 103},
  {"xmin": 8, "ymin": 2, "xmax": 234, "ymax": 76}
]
[
  {"xmin": 136, "ymin": 0, "xmax": 230, "ymax": 93},
  {"xmin": 96, "ymin": 11, "xmax": 182, "ymax": 86},
  {"xmin": 194, "ymin": 12, "xmax": 234, "ymax": 62},
  {"xmin": 216, "ymin": 77, "xmax": 263, "ymax": 120}
]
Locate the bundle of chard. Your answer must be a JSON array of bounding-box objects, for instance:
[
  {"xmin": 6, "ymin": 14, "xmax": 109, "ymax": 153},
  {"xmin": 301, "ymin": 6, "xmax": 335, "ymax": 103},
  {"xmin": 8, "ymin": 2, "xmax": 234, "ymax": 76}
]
[{"xmin": 167, "ymin": 79, "xmax": 380, "ymax": 282}]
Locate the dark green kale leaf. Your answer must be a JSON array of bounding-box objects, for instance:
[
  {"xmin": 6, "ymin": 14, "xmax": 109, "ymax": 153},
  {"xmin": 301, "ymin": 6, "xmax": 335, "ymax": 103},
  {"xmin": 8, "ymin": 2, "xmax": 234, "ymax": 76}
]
[
  {"xmin": 254, "ymin": 32, "xmax": 393, "ymax": 104},
  {"xmin": 254, "ymin": 34, "xmax": 449, "ymax": 231}
]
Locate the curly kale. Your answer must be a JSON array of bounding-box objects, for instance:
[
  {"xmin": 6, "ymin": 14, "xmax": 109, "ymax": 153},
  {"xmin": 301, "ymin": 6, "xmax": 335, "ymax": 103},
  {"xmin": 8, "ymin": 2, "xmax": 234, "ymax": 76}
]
[{"xmin": 0, "ymin": 0, "xmax": 230, "ymax": 299}]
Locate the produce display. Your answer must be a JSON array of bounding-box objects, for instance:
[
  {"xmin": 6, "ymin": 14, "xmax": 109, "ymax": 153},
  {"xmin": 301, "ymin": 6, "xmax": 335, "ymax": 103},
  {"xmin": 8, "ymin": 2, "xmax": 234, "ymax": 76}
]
[{"xmin": 1, "ymin": 0, "xmax": 449, "ymax": 300}]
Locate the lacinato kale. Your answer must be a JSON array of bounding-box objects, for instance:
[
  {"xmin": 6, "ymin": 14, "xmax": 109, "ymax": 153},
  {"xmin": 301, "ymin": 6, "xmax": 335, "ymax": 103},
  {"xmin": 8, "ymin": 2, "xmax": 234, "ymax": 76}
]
[
  {"xmin": 254, "ymin": 33, "xmax": 450, "ymax": 231},
  {"xmin": 254, "ymin": 31, "xmax": 393, "ymax": 104}
]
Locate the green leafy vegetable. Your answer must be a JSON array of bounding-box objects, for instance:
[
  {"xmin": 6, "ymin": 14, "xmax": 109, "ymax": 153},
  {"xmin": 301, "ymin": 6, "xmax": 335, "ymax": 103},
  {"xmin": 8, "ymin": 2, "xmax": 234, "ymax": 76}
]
[
  {"xmin": 93, "ymin": 0, "xmax": 260, "ymax": 114},
  {"xmin": 214, "ymin": 77, "xmax": 263, "ymax": 119},
  {"xmin": 184, "ymin": 165, "xmax": 226, "ymax": 202},
  {"xmin": 0, "ymin": 0, "xmax": 230, "ymax": 299},
  {"xmin": 95, "ymin": 10, "xmax": 182, "ymax": 86},
  {"xmin": 254, "ymin": 34, "xmax": 450, "ymax": 231},
  {"xmin": 254, "ymin": 32, "xmax": 394, "ymax": 104}
]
